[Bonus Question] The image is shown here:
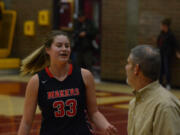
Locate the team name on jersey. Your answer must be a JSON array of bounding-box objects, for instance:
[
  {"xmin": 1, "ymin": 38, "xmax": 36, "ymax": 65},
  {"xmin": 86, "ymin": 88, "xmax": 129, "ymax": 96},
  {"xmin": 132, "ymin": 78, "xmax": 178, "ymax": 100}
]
[{"xmin": 47, "ymin": 88, "xmax": 80, "ymax": 99}]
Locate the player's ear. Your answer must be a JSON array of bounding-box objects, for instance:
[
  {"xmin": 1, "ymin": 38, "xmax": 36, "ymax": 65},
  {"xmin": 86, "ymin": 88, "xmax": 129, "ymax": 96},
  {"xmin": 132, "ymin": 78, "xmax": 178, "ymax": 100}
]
[{"xmin": 45, "ymin": 47, "xmax": 50, "ymax": 55}]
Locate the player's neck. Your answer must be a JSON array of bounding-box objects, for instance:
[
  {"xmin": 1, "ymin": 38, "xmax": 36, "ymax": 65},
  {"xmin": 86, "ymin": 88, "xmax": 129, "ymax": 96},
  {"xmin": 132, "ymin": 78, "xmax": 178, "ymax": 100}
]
[{"xmin": 49, "ymin": 63, "xmax": 69, "ymax": 79}]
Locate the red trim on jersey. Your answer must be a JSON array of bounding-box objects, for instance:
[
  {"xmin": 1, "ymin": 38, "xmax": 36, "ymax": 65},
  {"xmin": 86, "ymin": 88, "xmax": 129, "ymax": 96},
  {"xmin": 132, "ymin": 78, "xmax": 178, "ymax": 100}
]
[
  {"xmin": 45, "ymin": 67, "xmax": 54, "ymax": 78},
  {"xmin": 45, "ymin": 64, "xmax": 73, "ymax": 78},
  {"xmin": 68, "ymin": 64, "xmax": 73, "ymax": 75}
]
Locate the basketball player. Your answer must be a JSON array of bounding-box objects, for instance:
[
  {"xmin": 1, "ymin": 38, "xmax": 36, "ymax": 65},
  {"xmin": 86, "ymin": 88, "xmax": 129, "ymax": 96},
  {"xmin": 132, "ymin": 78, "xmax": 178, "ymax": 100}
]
[{"xmin": 18, "ymin": 31, "xmax": 117, "ymax": 135}]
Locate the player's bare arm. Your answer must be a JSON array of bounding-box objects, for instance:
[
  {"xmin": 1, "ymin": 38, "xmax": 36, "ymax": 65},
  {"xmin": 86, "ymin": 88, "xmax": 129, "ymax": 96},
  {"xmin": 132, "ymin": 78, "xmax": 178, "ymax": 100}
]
[
  {"xmin": 18, "ymin": 74, "xmax": 39, "ymax": 135},
  {"xmin": 81, "ymin": 69, "xmax": 118, "ymax": 135}
]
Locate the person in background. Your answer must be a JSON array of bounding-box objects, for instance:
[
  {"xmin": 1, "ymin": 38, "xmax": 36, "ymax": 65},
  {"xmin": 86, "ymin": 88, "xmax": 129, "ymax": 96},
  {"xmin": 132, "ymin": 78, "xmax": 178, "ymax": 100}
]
[
  {"xmin": 126, "ymin": 45, "xmax": 180, "ymax": 135},
  {"xmin": 73, "ymin": 12, "xmax": 97, "ymax": 71},
  {"xmin": 0, "ymin": 5, "xmax": 2, "ymax": 33},
  {"xmin": 18, "ymin": 30, "xmax": 117, "ymax": 135},
  {"xmin": 157, "ymin": 18, "xmax": 180, "ymax": 90}
]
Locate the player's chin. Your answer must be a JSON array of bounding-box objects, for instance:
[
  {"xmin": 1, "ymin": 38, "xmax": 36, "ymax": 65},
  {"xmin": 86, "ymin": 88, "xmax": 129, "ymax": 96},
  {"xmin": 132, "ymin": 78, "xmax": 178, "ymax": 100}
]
[{"xmin": 59, "ymin": 57, "xmax": 69, "ymax": 63}]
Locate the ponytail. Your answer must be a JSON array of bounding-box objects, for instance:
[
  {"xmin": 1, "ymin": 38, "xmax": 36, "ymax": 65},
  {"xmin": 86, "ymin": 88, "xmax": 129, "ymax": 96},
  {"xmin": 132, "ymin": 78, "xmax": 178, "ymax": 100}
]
[{"xmin": 20, "ymin": 45, "xmax": 49, "ymax": 75}]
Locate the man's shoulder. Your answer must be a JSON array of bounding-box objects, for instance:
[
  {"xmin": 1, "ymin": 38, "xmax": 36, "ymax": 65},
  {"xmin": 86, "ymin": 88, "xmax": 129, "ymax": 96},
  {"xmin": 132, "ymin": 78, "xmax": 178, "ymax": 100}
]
[{"xmin": 155, "ymin": 86, "xmax": 180, "ymax": 108}]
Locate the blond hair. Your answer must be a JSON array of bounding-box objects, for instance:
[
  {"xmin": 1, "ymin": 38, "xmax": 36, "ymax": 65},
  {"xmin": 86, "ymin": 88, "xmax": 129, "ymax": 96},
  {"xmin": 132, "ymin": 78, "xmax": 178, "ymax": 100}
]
[{"xmin": 20, "ymin": 30, "xmax": 70, "ymax": 75}]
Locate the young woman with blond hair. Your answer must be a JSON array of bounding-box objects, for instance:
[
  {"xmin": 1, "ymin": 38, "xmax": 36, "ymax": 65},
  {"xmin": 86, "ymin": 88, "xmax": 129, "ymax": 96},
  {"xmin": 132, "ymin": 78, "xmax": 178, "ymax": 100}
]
[{"xmin": 18, "ymin": 30, "xmax": 117, "ymax": 135}]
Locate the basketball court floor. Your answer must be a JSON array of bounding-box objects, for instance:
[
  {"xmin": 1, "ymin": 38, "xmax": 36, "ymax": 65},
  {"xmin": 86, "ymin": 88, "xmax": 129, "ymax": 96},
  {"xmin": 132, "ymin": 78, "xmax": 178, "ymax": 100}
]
[{"xmin": 0, "ymin": 75, "xmax": 180, "ymax": 135}]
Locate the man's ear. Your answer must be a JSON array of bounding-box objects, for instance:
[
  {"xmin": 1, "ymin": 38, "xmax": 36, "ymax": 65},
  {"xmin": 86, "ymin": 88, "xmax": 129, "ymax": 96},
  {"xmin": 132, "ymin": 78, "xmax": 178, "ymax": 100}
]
[{"xmin": 134, "ymin": 64, "xmax": 140, "ymax": 75}]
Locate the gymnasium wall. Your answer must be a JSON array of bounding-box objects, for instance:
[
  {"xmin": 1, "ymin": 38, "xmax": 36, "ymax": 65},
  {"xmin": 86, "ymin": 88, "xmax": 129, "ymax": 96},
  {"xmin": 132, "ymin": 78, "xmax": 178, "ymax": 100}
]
[
  {"xmin": 101, "ymin": 0, "xmax": 127, "ymax": 82},
  {"xmin": 138, "ymin": 0, "xmax": 180, "ymax": 86},
  {"xmin": 3, "ymin": 0, "xmax": 52, "ymax": 58},
  {"xmin": 101, "ymin": 0, "xmax": 180, "ymax": 86}
]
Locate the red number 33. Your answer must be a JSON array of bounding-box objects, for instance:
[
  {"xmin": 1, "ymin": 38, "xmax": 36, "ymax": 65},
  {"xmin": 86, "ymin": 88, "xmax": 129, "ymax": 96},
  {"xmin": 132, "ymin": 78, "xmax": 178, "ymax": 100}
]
[{"xmin": 53, "ymin": 99, "xmax": 77, "ymax": 117}]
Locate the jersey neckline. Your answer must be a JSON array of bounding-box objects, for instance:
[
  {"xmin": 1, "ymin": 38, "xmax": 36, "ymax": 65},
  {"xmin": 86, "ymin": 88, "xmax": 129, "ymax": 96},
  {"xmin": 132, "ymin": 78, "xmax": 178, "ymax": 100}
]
[{"xmin": 45, "ymin": 64, "xmax": 73, "ymax": 78}]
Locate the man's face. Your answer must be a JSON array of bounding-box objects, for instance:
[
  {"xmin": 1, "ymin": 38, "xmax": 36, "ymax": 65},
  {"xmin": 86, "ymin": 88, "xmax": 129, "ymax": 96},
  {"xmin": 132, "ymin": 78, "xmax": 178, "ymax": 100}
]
[{"xmin": 125, "ymin": 54, "xmax": 136, "ymax": 87}]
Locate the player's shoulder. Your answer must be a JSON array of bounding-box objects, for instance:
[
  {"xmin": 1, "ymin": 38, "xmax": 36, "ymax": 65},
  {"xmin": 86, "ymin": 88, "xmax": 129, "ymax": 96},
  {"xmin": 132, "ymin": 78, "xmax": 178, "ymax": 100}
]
[
  {"xmin": 25, "ymin": 74, "xmax": 39, "ymax": 95},
  {"xmin": 81, "ymin": 68, "xmax": 94, "ymax": 85},
  {"xmin": 81, "ymin": 68, "xmax": 93, "ymax": 78},
  {"xmin": 28, "ymin": 74, "xmax": 39, "ymax": 85}
]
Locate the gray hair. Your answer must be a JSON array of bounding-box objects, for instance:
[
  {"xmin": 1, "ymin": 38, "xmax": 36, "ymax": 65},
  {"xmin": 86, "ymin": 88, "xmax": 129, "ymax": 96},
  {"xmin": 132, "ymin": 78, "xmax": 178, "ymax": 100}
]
[{"xmin": 130, "ymin": 45, "xmax": 161, "ymax": 81}]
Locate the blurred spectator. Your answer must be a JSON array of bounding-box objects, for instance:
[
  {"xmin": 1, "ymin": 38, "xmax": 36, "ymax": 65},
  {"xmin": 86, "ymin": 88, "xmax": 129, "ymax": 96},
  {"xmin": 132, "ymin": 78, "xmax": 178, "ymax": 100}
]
[
  {"xmin": 72, "ymin": 12, "xmax": 97, "ymax": 71},
  {"xmin": 0, "ymin": 5, "xmax": 2, "ymax": 19},
  {"xmin": 0, "ymin": 5, "xmax": 2, "ymax": 32},
  {"xmin": 157, "ymin": 18, "xmax": 180, "ymax": 90}
]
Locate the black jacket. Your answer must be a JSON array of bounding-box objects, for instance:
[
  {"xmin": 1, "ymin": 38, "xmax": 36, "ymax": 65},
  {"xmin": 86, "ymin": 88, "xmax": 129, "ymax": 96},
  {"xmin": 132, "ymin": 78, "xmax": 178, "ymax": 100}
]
[
  {"xmin": 157, "ymin": 30, "xmax": 178, "ymax": 56},
  {"xmin": 73, "ymin": 19, "xmax": 97, "ymax": 52},
  {"xmin": 0, "ymin": 7, "xmax": 2, "ymax": 20}
]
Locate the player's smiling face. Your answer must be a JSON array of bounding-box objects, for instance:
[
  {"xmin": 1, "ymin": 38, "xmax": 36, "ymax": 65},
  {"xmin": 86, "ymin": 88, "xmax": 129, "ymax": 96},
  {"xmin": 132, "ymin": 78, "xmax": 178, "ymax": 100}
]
[{"xmin": 46, "ymin": 35, "xmax": 71, "ymax": 63}]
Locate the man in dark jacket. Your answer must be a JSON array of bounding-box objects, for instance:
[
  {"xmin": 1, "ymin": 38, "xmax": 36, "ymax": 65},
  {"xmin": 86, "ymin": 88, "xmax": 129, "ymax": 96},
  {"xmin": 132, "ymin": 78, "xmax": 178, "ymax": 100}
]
[
  {"xmin": 0, "ymin": 6, "xmax": 2, "ymax": 20},
  {"xmin": 157, "ymin": 18, "xmax": 180, "ymax": 90},
  {"xmin": 0, "ymin": 5, "xmax": 2, "ymax": 32},
  {"xmin": 73, "ymin": 13, "xmax": 97, "ymax": 71}
]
